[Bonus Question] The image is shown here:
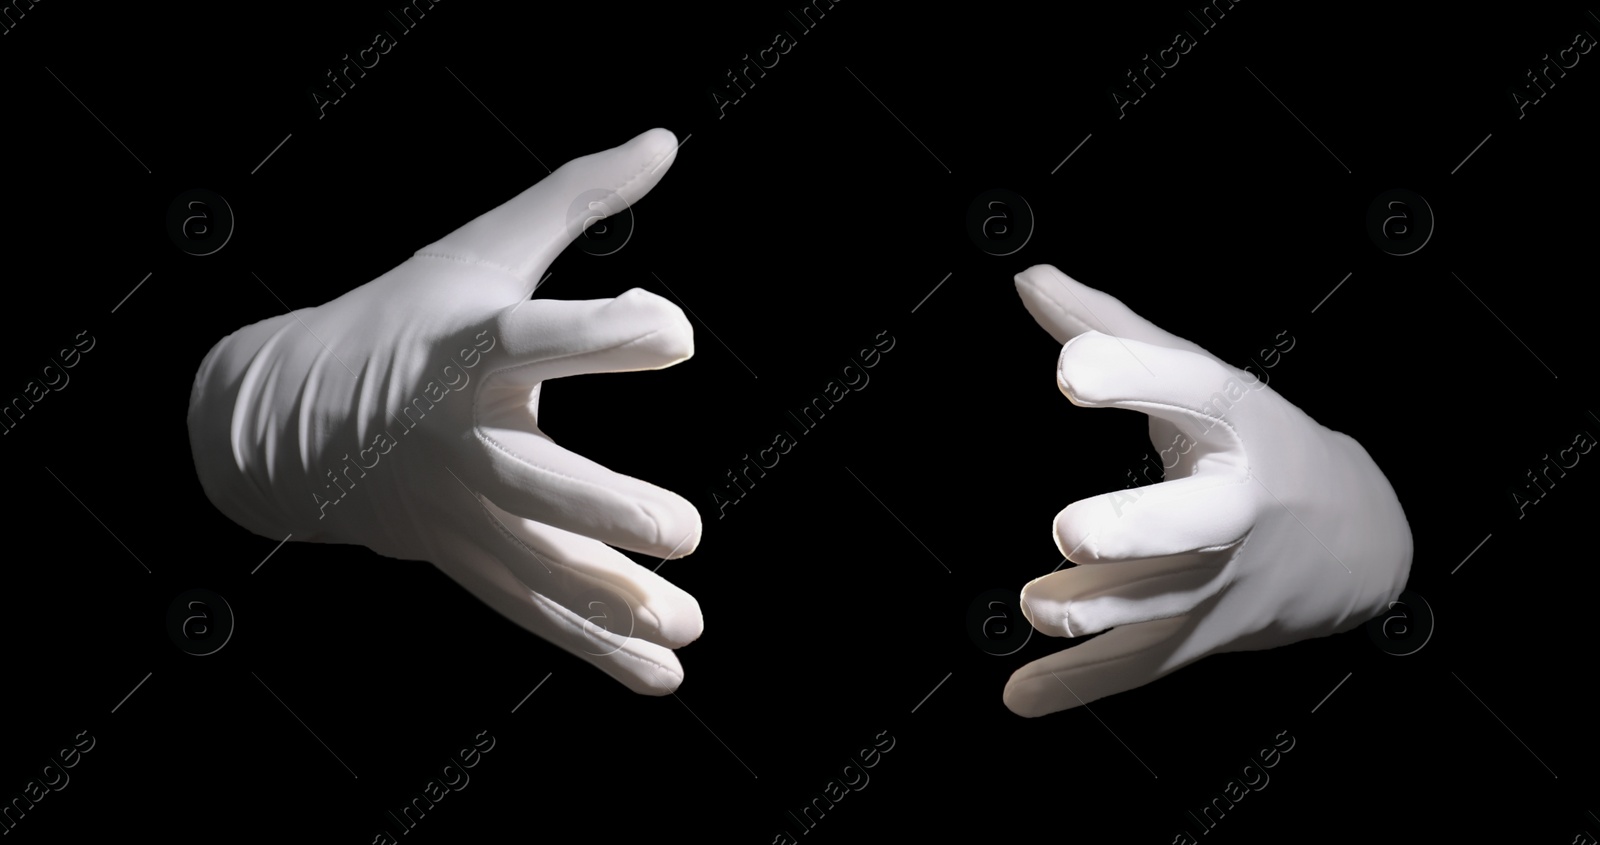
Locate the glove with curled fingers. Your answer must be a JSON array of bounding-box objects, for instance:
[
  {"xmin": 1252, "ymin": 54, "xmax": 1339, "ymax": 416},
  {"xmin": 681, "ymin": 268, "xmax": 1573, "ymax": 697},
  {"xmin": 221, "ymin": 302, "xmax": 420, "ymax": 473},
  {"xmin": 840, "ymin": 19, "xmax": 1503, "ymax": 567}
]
[
  {"xmin": 1002, "ymin": 264, "xmax": 1412, "ymax": 717},
  {"xmin": 187, "ymin": 129, "xmax": 704, "ymax": 694}
]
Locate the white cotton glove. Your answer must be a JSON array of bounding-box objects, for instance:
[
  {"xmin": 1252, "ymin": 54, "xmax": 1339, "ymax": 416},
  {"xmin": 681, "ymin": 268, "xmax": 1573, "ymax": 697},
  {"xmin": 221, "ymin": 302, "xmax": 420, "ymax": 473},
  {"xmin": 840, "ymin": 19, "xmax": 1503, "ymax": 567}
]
[
  {"xmin": 187, "ymin": 129, "xmax": 704, "ymax": 694},
  {"xmin": 1002, "ymin": 265, "xmax": 1412, "ymax": 717}
]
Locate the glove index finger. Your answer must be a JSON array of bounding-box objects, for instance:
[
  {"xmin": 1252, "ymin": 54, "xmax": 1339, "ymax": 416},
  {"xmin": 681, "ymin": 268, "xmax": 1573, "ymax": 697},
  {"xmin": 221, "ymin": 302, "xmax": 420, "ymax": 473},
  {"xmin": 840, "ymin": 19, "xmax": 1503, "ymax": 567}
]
[
  {"xmin": 417, "ymin": 128, "xmax": 682, "ymax": 297},
  {"xmin": 1015, "ymin": 264, "xmax": 1212, "ymax": 356}
]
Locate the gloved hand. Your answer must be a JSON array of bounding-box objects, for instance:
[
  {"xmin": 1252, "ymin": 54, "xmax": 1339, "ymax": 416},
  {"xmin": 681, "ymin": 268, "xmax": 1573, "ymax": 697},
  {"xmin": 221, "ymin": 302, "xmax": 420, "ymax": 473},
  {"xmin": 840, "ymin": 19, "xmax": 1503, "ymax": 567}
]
[
  {"xmin": 187, "ymin": 129, "xmax": 704, "ymax": 695},
  {"xmin": 1002, "ymin": 265, "xmax": 1412, "ymax": 717}
]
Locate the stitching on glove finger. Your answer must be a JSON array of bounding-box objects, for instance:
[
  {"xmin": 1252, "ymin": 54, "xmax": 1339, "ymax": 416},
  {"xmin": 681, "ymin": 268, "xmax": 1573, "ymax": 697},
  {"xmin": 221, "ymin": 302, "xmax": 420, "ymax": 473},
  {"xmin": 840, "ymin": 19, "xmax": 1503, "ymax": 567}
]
[
  {"xmin": 1061, "ymin": 312, "xmax": 1100, "ymax": 338},
  {"xmin": 1022, "ymin": 280, "xmax": 1124, "ymax": 344},
  {"xmin": 1079, "ymin": 474, "xmax": 1251, "ymax": 561},
  {"xmin": 471, "ymin": 329, "xmax": 675, "ymax": 547},
  {"xmin": 1016, "ymin": 621, "xmax": 1194, "ymax": 685},
  {"xmin": 1017, "ymin": 617, "xmax": 1197, "ymax": 682},
  {"xmin": 468, "ymin": 489, "xmax": 666, "ymax": 640},
  {"xmin": 525, "ymin": 589, "xmax": 682, "ymax": 679},
  {"xmin": 472, "ymin": 489, "xmax": 608, "ymax": 591},
  {"xmin": 411, "ymin": 250, "xmax": 526, "ymax": 284},
  {"xmin": 1016, "ymin": 532, "xmax": 1253, "ymax": 684},
  {"xmin": 1115, "ymin": 397, "xmax": 1250, "ymax": 471},
  {"xmin": 473, "ymin": 432, "xmax": 663, "ymax": 546},
  {"xmin": 479, "ymin": 326, "xmax": 672, "ymax": 386},
  {"xmin": 1067, "ymin": 556, "xmax": 1233, "ymax": 612},
  {"xmin": 1027, "ymin": 292, "xmax": 1101, "ymax": 340}
]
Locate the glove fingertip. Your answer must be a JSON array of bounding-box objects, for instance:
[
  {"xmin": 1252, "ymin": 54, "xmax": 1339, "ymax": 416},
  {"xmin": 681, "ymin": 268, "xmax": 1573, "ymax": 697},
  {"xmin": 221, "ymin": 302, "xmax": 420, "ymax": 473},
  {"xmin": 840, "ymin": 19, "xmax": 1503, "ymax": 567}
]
[{"xmin": 1002, "ymin": 675, "xmax": 1066, "ymax": 718}]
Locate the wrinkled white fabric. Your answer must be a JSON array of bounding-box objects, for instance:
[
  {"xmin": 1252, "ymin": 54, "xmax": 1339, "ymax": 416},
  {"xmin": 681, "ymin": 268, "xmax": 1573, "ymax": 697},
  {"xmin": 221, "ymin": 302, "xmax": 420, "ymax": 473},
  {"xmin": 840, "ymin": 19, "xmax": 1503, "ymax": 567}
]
[
  {"xmin": 188, "ymin": 129, "xmax": 703, "ymax": 694},
  {"xmin": 1004, "ymin": 264, "xmax": 1412, "ymax": 717}
]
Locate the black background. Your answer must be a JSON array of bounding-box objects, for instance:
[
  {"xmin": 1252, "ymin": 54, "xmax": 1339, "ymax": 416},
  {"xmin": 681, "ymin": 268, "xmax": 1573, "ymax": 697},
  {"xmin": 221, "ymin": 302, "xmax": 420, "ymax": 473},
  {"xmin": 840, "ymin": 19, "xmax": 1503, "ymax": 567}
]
[{"xmin": 2, "ymin": 1, "xmax": 1597, "ymax": 842}]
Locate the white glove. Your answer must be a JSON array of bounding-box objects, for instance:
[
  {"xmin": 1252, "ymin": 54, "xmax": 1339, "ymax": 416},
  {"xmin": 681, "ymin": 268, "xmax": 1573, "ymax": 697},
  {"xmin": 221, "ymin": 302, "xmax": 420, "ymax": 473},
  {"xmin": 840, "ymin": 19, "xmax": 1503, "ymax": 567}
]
[
  {"xmin": 187, "ymin": 129, "xmax": 704, "ymax": 695},
  {"xmin": 1002, "ymin": 265, "xmax": 1412, "ymax": 717}
]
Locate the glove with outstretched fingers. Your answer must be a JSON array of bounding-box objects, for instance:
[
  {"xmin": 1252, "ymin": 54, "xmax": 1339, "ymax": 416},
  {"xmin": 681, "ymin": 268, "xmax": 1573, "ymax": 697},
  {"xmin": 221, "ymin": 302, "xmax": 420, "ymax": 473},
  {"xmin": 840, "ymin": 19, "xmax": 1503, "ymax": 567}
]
[
  {"xmin": 188, "ymin": 129, "xmax": 703, "ymax": 695},
  {"xmin": 1002, "ymin": 264, "xmax": 1412, "ymax": 717}
]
